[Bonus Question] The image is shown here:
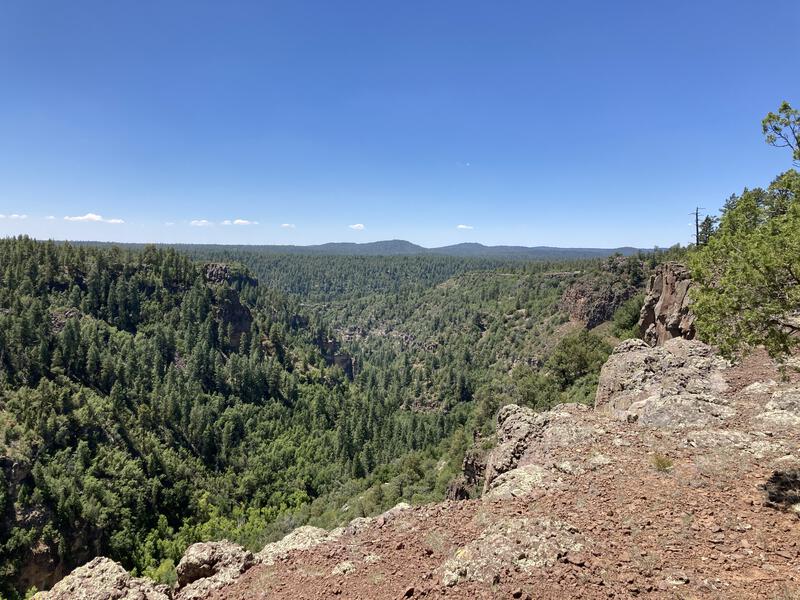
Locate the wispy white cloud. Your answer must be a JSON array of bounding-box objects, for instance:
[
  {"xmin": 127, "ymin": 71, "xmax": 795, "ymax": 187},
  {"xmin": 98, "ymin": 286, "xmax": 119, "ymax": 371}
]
[
  {"xmin": 349, "ymin": 223, "xmax": 365, "ymax": 230},
  {"xmin": 280, "ymin": 223, "xmax": 296, "ymax": 229},
  {"xmin": 190, "ymin": 219, "xmax": 213, "ymax": 227},
  {"xmin": 165, "ymin": 222, "xmax": 175, "ymax": 226},
  {"xmin": 45, "ymin": 215, "xmax": 56, "ymax": 220},
  {"xmin": 456, "ymin": 224, "xmax": 474, "ymax": 230},
  {"xmin": 64, "ymin": 213, "xmax": 123, "ymax": 224},
  {"xmin": 221, "ymin": 218, "xmax": 258, "ymax": 226},
  {"xmin": 0, "ymin": 213, "xmax": 29, "ymax": 220}
]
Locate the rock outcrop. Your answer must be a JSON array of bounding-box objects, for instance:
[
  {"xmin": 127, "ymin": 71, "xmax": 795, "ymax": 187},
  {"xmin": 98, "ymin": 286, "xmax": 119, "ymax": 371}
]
[
  {"xmin": 446, "ymin": 448, "xmax": 486, "ymax": 500},
  {"xmin": 175, "ymin": 541, "xmax": 256, "ymax": 600},
  {"xmin": 638, "ymin": 262, "xmax": 696, "ymax": 345},
  {"xmin": 257, "ymin": 526, "xmax": 333, "ymax": 565},
  {"xmin": 33, "ymin": 557, "xmax": 171, "ymax": 600},
  {"xmin": 320, "ymin": 338, "xmax": 355, "ymax": 380},
  {"xmin": 756, "ymin": 388, "xmax": 800, "ymax": 428},
  {"xmin": 203, "ymin": 263, "xmax": 257, "ymax": 288},
  {"xmin": 212, "ymin": 287, "xmax": 252, "ymax": 349},
  {"xmin": 594, "ymin": 338, "xmax": 731, "ymax": 427},
  {"xmin": 482, "ymin": 403, "xmax": 598, "ymax": 494},
  {"xmin": 441, "ymin": 517, "xmax": 587, "ymax": 587},
  {"xmin": 482, "ymin": 404, "xmax": 542, "ymax": 492},
  {"xmin": 560, "ymin": 255, "xmax": 643, "ymax": 328}
]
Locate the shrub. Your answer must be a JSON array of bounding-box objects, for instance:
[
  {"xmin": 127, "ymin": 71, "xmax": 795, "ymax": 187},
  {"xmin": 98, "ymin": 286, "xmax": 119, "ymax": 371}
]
[
  {"xmin": 611, "ymin": 293, "xmax": 644, "ymax": 340},
  {"xmin": 651, "ymin": 453, "xmax": 673, "ymax": 473}
]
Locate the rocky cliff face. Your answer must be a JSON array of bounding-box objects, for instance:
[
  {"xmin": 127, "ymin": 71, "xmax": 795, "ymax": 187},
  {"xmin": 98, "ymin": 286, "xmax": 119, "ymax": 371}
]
[
  {"xmin": 560, "ymin": 257, "xmax": 643, "ymax": 329},
  {"xmin": 638, "ymin": 262, "xmax": 696, "ymax": 345},
  {"xmin": 561, "ymin": 280, "xmax": 639, "ymax": 329},
  {"xmin": 320, "ymin": 338, "xmax": 355, "ymax": 380},
  {"xmin": 35, "ymin": 340, "xmax": 800, "ymax": 599},
  {"xmin": 212, "ymin": 287, "xmax": 252, "ymax": 349}
]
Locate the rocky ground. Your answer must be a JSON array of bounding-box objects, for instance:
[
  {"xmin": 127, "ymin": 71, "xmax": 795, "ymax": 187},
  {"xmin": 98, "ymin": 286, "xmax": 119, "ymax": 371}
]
[{"xmin": 38, "ymin": 338, "xmax": 800, "ymax": 599}]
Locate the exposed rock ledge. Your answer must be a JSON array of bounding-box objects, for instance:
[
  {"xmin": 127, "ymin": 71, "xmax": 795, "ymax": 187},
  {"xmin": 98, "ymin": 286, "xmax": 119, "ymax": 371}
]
[{"xmin": 594, "ymin": 337, "xmax": 731, "ymax": 427}]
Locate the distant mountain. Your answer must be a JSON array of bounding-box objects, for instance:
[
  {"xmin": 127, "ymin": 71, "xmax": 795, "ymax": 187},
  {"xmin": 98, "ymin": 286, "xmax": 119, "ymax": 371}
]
[
  {"xmin": 71, "ymin": 239, "xmax": 643, "ymax": 259},
  {"xmin": 427, "ymin": 243, "xmax": 642, "ymax": 260},
  {"xmin": 163, "ymin": 240, "xmax": 642, "ymax": 259},
  {"xmin": 299, "ymin": 239, "xmax": 427, "ymax": 256}
]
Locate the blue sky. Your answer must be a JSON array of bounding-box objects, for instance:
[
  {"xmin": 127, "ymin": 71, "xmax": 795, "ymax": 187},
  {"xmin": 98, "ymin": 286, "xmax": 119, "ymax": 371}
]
[{"xmin": 0, "ymin": 1, "xmax": 798, "ymax": 247}]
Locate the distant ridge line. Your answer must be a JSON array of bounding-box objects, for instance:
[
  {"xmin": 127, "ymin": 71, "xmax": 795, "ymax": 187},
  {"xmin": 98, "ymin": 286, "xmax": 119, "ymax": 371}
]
[{"xmin": 66, "ymin": 238, "xmax": 643, "ymax": 259}]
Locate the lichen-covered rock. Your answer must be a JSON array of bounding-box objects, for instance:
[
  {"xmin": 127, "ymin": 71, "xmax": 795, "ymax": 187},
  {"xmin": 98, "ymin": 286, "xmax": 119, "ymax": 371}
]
[
  {"xmin": 376, "ymin": 502, "xmax": 412, "ymax": 526},
  {"xmin": 756, "ymin": 388, "xmax": 800, "ymax": 427},
  {"xmin": 638, "ymin": 262, "xmax": 696, "ymax": 345},
  {"xmin": 175, "ymin": 540, "xmax": 255, "ymax": 600},
  {"xmin": 482, "ymin": 405, "xmax": 543, "ymax": 492},
  {"xmin": 33, "ymin": 557, "xmax": 171, "ymax": 600},
  {"xmin": 338, "ymin": 517, "xmax": 373, "ymax": 537},
  {"xmin": 634, "ymin": 392, "xmax": 735, "ymax": 429},
  {"xmin": 595, "ymin": 338, "xmax": 731, "ymax": 428},
  {"xmin": 482, "ymin": 404, "xmax": 596, "ymax": 493},
  {"xmin": 441, "ymin": 518, "xmax": 586, "ymax": 586},
  {"xmin": 483, "ymin": 464, "xmax": 547, "ymax": 499},
  {"xmin": 258, "ymin": 525, "xmax": 332, "ymax": 565},
  {"xmin": 331, "ymin": 560, "xmax": 356, "ymax": 575},
  {"xmin": 538, "ymin": 403, "xmax": 597, "ymax": 449}
]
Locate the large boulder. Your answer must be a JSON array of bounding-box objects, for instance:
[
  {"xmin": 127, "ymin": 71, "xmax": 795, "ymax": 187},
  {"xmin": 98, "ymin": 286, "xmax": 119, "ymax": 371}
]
[
  {"xmin": 175, "ymin": 540, "xmax": 256, "ymax": 600},
  {"xmin": 482, "ymin": 404, "xmax": 599, "ymax": 494},
  {"xmin": 33, "ymin": 557, "xmax": 171, "ymax": 600},
  {"xmin": 483, "ymin": 464, "xmax": 548, "ymax": 499},
  {"xmin": 595, "ymin": 338, "xmax": 732, "ymax": 428},
  {"xmin": 441, "ymin": 518, "xmax": 587, "ymax": 587},
  {"xmin": 639, "ymin": 262, "xmax": 696, "ymax": 345},
  {"xmin": 257, "ymin": 525, "xmax": 332, "ymax": 565},
  {"xmin": 756, "ymin": 388, "xmax": 800, "ymax": 428}
]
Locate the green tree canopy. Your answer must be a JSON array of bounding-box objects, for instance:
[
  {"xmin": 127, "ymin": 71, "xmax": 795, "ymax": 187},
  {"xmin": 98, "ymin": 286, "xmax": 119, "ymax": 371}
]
[
  {"xmin": 690, "ymin": 165, "xmax": 800, "ymax": 357},
  {"xmin": 691, "ymin": 103, "xmax": 800, "ymax": 357},
  {"xmin": 762, "ymin": 101, "xmax": 800, "ymax": 167}
]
